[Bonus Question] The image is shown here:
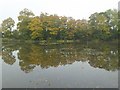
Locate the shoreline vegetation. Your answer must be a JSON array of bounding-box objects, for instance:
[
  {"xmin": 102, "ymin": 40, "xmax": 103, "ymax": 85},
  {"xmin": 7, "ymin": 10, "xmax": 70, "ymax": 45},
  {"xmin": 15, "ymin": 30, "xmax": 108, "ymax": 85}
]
[
  {"xmin": 2, "ymin": 38, "xmax": 118, "ymax": 45},
  {"xmin": 1, "ymin": 8, "xmax": 119, "ymax": 44}
]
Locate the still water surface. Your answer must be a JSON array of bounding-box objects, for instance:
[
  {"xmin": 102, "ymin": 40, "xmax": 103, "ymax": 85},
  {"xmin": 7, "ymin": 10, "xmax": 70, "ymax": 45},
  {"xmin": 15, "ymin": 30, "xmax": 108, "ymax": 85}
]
[{"xmin": 1, "ymin": 41, "xmax": 118, "ymax": 88}]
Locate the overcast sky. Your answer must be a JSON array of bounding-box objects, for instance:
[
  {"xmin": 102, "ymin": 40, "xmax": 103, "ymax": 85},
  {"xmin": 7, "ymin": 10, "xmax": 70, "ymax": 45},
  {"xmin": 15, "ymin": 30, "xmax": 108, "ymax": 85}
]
[{"xmin": 0, "ymin": 0, "xmax": 119, "ymax": 23}]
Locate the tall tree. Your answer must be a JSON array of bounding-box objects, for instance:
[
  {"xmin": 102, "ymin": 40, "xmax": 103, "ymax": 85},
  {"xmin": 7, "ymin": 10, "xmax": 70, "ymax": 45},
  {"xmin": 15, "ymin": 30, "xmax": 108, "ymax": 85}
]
[
  {"xmin": 1, "ymin": 17, "xmax": 15, "ymax": 38},
  {"xmin": 40, "ymin": 13, "xmax": 50, "ymax": 40},
  {"xmin": 89, "ymin": 12, "xmax": 109, "ymax": 40},
  {"xmin": 28, "ymin": 17, "xmax": 43, "ymax": 40},
  {"xmin": 105, "ymin": 9, "xmax": 118, "ymax": 39},
  {"xmin": 89, "ymin": 9, "xmax": 118, "ymax": 40},
  {"xmin": 66, "ymin": 17, "xmax": 76, "ymax": 40},
  {"xmin": 74, "ymin": 19, "xmax": 89, "ymax": 40},
  {"xmin": 17, "ymin": 8, "xmax": 34, "ymax": 40},
  {"xmin": 58, "ymin": 16, "xmax": 68, "ymax": 40},
  {"xmin": 47, "ymin": 14, "xmax": 60, "ymax": 40}
]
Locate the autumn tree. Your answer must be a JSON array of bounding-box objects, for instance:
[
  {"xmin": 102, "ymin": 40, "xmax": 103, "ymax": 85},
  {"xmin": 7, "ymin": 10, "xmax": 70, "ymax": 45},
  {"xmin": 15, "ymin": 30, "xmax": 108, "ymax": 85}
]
[
  {"xmin": 2, "ymin": 8, "xmax": 118, "ymax": 41},
  {"xmin": 58, "ymin": 16, "xmax": 68, "ymax": 40},
  {"xmin": 39, "ymin": 13, "xmax": 50, "ymax": 40},
  {"xmin": 74, "ymin": 19, "xmax": 89, "ymax": 40},
  {"xmin": 66, "ymin": 17, "xmax": 76, "ymax": 40},
  {"xmin": 28, "ymin": 17, "xmax": 43, "ymax": 40},
  {"xmin": 17, "ymin": 8, "xmax": 34, "ymax": 40},
  {"xmin": 47, "ymin": 14, "xmax": 60, "ymax": 40}
]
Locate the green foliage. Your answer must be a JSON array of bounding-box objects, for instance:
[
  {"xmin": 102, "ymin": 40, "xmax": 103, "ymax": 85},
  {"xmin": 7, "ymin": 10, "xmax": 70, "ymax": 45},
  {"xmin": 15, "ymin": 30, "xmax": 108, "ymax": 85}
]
[
  {"xmin": 66, "ymin": 17, "xmax": 76, "ymax": 40},
  {"xmin": 89, "ymin": 9, "xmax": 118, "ymax": 40},
  {"xmin": 1, "ymin": 17, "xmax": 15, "ymax": 38},
  {"xmin": 74, "ymin": 19, "xmax": 90, "ymax": 40},
  {"xmin": 17, "ymin": 8, "xmax": 34, "ymax": 40},
  {"xmin": 2, "ymin": 8, "xmax": 118, "ymax": 41},
  {"xmin": 12, "ymin": 30, "xmax": 20, "ymax": 39}
]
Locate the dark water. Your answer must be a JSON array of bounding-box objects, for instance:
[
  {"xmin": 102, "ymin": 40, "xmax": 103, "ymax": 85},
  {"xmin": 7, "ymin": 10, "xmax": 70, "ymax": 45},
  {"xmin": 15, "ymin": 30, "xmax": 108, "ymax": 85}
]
[{"xmin": 1, "ymin": 41, "xmax": 118, "ymax": 88}]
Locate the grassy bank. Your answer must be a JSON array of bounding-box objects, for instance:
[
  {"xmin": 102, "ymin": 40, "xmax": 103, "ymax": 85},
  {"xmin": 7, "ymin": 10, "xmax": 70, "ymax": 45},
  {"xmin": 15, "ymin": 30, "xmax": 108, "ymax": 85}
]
[{"xmin": 2, "ymin": 38, "xmax": 79, "ymax": 45}]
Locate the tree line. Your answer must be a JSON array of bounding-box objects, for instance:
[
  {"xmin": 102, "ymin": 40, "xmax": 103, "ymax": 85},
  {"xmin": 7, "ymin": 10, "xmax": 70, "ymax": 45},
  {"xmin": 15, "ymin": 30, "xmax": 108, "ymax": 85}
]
[{"xmin": 1, "ymin": 8, "xmax": 119, "ymax": 41}]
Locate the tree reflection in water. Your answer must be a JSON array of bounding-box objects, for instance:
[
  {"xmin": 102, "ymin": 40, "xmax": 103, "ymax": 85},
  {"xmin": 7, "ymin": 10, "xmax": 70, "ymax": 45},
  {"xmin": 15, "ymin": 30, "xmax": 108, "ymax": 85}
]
[{"xmin": 2, "ymin": 41, "xmax": 118, "ymax": 73}]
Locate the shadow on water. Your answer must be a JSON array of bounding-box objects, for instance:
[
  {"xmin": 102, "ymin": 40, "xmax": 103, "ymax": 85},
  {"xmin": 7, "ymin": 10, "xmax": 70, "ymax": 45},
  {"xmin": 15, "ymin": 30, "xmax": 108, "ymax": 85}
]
[{"xmin": 2, "ymin": 41, "xmax": 118, "ymax": 73}]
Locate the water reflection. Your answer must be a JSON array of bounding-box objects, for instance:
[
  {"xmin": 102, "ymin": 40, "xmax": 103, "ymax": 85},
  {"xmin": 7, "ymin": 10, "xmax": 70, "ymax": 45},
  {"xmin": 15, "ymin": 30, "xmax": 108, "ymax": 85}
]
[{"xmin": 2, "ymin": 42, "xmax": 118, "ymax": 73}]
